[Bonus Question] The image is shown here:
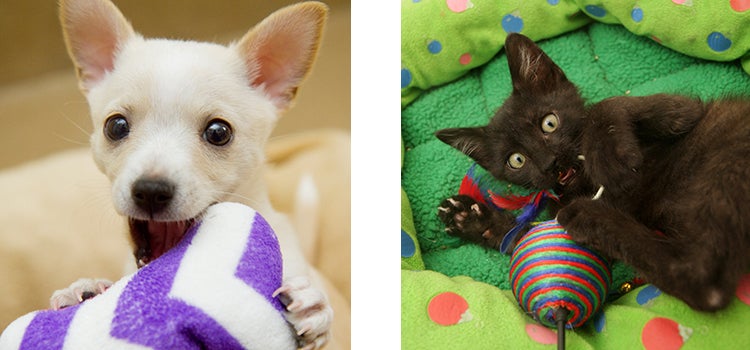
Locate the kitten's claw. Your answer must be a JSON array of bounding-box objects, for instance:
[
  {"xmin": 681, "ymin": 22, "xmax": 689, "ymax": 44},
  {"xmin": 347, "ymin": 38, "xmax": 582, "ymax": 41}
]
[{"xmin": 438, "ymin": 195, "xmax": 504, "ymax": 248}]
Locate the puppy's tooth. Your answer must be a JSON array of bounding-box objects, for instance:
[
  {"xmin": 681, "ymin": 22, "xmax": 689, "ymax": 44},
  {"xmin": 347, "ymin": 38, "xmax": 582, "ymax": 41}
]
[
  {"xmin": 137, "ymin": 258, "xmax": 148, "ymax": 268},
  {"xmin": 438, "ymin": 206, "xmax": 449, "ymax": 213},
  {"xmin": 447, "ymin": 198, "xmax": 458, "ymax": 206}
]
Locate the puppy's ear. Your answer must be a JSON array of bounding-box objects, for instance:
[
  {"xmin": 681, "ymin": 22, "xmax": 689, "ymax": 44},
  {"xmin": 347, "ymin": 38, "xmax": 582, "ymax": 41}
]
[
  {"xmin": 59, "ymin": 0, "xmax": 136, "ymax": 93},
  {"xmin": 235, "ymin": 2, "xmax": 328, "ymax": 111},
  {"xmin": 505, "ymin": 33, "xmax": 567, "ymax": 95},
  {"xmin": 435, "ymin": 127, "xmax": 488, "ymax": 163}
]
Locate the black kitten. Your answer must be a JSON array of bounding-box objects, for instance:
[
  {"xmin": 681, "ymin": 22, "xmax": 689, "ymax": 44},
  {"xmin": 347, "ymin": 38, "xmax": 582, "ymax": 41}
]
[{"xmin": 436, "ymin": 33, "xmax": 750, "ymax": 312}]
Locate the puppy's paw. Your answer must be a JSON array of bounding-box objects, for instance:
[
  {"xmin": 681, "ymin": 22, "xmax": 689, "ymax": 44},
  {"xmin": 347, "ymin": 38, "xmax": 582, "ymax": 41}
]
[
  {"xmin": 50, "ymin": 278, "xmax": 112, "ymax": 310},
  {"xmin": 274, "ymin": 276, "xmax": 333, "ymax": 350}
]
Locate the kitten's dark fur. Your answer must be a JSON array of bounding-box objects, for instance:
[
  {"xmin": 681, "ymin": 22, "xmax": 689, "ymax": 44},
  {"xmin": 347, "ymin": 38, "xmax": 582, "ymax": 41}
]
[{"xmin": 436, "ymin": 33, "xmax": 750, "ymax": 312}]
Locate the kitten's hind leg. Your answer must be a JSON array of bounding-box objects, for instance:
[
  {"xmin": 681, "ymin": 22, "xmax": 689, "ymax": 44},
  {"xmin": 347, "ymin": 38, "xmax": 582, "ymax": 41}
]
[
  {"xmin": 438, "ymin": 195, "xmax": 519, "ymax": 250},
  {"xmin": 596, "ymin": 94, "xmax": 704, "ymax": 139},
  {"xmin": 584, "ymin": 95, "xmax": 703, "ymax": 198}
]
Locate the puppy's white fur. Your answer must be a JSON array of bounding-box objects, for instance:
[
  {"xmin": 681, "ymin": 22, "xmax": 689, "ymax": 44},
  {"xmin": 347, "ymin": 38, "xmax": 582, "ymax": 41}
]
[{"xmin": 56, "ymin": 0, "xmax": 332, "ymax": 348}]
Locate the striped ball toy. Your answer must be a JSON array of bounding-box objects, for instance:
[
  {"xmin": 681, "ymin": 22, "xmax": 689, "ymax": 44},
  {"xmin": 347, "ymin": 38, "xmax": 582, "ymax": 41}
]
[{"xmin": 509, "ymin": 220, "xmax": 612, "ymax": 328}]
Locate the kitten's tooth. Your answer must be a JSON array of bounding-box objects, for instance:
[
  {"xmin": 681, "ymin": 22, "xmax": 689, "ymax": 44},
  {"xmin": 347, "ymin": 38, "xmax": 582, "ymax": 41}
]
[{"xmin": 577, "ymin": 155, "xmax": 586, "ymax": 161}]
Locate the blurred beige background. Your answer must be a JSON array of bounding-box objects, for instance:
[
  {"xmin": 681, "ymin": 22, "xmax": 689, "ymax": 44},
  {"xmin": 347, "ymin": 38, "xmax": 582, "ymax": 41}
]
[{"xmin": 0, "ymin": 0, "xmax": 350, "ymax": 169}]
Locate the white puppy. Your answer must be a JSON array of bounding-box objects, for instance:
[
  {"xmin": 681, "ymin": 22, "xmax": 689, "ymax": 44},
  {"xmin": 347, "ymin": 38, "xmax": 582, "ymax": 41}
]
[{"xmin": 53, "ymin": 0, "xmax": 333, "ymax": 348}]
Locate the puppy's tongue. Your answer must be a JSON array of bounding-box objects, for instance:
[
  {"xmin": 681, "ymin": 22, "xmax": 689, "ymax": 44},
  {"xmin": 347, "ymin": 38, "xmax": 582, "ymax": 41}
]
[
  {"xmin": 147, "ymin": 221, "xmax": 190, "ymax": 258},
  {"xmin": 130, "ymin": 219, "xmax": 192, "ymax": 267}
]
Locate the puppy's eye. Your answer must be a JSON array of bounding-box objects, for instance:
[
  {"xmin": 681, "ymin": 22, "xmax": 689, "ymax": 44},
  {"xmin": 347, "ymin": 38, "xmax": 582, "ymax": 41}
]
[
  {"xmin": 541, "ymin": 113, "xmax": 560, "ymax": 133},
  {"xmin": 507, "ymin": 153, "xmax": 526, "ymax": 169},
  {"xmin": 203, "ymin": 119, "xmax": 233, "ymax": 146},
  {"xmin": 104, "ymin": 114, "xmax": 129, "ymax": 141}
]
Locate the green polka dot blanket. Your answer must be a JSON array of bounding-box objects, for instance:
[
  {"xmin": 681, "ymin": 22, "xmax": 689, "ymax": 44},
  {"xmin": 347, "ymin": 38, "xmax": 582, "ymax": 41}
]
[
  {"xmin": 401, "ymin": 0, "xmax": 750, "ymax": 107},
  {"xmin": 401, "ymin": 3, "xmax": 750, "ymax": 349}
]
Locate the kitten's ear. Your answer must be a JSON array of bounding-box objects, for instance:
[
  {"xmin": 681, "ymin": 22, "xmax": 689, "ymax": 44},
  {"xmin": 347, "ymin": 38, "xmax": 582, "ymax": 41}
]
[
  {"xmin": 505, "ymin": 33, "xmax": 568, "ymax": 94},
  {"xmin": 435, "ymin": 127, "xmax": 487, "ymax": 161},
  {"xmin": 59, "ymin": 0, "xmax": 136, "ymax": 93},
  {"xmin": 235, "ymin": 2, "xmax": 328, "ymax": 111}
]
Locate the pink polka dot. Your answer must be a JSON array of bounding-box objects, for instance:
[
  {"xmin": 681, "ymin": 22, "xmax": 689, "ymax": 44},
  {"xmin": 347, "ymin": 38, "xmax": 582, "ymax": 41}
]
[
  {"xmin": 642, "ymin": 317, "xmax": 691, "ymax": 350},
  {"xmin": 731, "ymin": 0, "xmax": 750, "ymax": 11},
  {"xmin": 736, "ymin": 273, "xmax": 750, "ymax": 306},
  {"xmin": 525, "ymin": 323, "xmax": 557, "ymax": 345},
  {"xmin": 428, "ymin": 292, "xmax": 471, "ymax": 326},
  {"xmin": 459, "ymin": 53, "xmax": 472, "ymax": 65},
  {"xmin": 446, "ymin": 0, "xmax": 472, "ymax": 13}
]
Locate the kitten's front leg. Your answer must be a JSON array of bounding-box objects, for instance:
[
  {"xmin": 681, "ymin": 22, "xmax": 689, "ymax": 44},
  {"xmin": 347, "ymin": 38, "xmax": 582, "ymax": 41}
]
[
  {"xmin": 557, "ymin": 198, "xmax": 677, "ymax": 276},
  {"xmin": 438, "ymin": 195, "xmax": 519, "ymax": 250},
  {"xmin": 583, "ymin": 103, "xmax": 644, "ymax": 198},
  {"xmin": 558, "ymin": 198, "xmax": 735, "ymax": 311}
]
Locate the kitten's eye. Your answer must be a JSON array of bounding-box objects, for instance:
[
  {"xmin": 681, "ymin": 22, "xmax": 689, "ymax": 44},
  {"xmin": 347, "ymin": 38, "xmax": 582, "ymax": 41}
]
[
  {"xmin": 104, "ymin": 114, "xmax": 129, "ymax": 141},
  {"xmin": 203, "ymin": 118, "xmax": 233, "ymax": 146},
  {"xmin": 541, "ymin": 113, "xmax": 560, "ymax": 133},
  {"xmin": 507, "ymin": 153, "xmax": 526, "ymax": 169}
]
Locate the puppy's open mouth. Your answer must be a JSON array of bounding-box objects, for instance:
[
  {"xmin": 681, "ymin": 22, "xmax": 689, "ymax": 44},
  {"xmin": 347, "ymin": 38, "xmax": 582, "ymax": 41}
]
[{"xmin": 129, "ymin": 218, "xmax": 196, "ymax": 267}]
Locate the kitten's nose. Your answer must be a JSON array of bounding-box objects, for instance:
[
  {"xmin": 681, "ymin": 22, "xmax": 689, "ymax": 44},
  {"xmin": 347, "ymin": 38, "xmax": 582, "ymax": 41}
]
[{"xmin": 132, "ymin": 178, "xmax": 175, "ymax": 216}]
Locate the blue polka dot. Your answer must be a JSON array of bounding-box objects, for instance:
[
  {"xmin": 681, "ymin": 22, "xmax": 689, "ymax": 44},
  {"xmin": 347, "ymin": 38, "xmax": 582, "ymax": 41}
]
[
  {"xmin": 401, "ymin": 229, "xmax": 416, "ymax": 258},
  {"xmin": 547, "ymin": 0, "xmax": 560, "ymax": 5},
  {"xmin": 707, "ymin": 32, "xmax": 732, "ymax": 52},
  {"xmin": 631, "ymin": 7, "xmax": 643, "ymax": 22},
  {"xmin": 401, "ymin": 68, "xmax": 412, "ymax": 89},
  {"xmin": 593, "ymin": 311, "xmax": 606, "ymax": 333},
  {"xmin": 636, "ymin": 285, "xmax": 662, "ymax": 306},
  {"xmin": 427, "ymin": 40, "xmax": 442, "ymax": 54},
  {"xmin": 501, "ymin": 14, "xmax": 523, "ymax": 33},
  {"xmin": 585, "ymin": 5, "xmax": 607, "ymax": 18}
]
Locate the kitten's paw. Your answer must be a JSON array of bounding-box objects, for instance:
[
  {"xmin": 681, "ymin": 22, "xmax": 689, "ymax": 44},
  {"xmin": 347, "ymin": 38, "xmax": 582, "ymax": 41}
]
[
  {"xmin": 50, "ymin": 278, "xmax": 112, "ymax": 310},
  {"xmin": 274, "ymin": 276, "xmax": 333, "ymax": 350},
  {"xmin": 438, "ymin": 195, "xmax": 502, "ymax": 248},
  {"xmin": 556, "ymin": 200, "xmax": 602, "ymax": 248},
  {"xmin": 584, "ymin": 127, "xmax": 642, "ymax": 197}
]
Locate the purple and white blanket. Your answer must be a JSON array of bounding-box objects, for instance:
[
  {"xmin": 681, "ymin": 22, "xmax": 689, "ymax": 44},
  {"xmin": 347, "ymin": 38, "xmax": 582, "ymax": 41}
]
[{"xmin": 0, "ymin": 202, "xmax": 295, "ymax": 349}]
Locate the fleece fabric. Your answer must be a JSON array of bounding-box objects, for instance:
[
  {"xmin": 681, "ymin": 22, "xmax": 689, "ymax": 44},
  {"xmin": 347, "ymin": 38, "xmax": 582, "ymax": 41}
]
[
  {"xmin": 401, "ymin": 0, "xmax": 750, "ymax": 106},
  {"xmin": 0, "ymin": 202, "xmax": 295, "ymax": 350},
  {"xmin": 401, "ymin": 21, "xmax": 750, "ymax": 350}
]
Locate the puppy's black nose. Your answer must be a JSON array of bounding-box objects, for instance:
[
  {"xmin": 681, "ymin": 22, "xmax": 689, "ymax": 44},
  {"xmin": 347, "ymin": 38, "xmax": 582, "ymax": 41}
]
[{"xmin": 132, "ymin": 178, "xmax": 175, "ymax": 216}]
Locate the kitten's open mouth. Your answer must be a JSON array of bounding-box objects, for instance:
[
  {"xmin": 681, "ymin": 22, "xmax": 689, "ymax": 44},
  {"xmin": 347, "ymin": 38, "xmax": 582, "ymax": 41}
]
[
  {"xmin": 128, "ymin": 217, "xmax": 197, "ymax": 268},
  {"xmin": 557, "ymin": 167, "xmax": 578, "ymax": 186}
]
